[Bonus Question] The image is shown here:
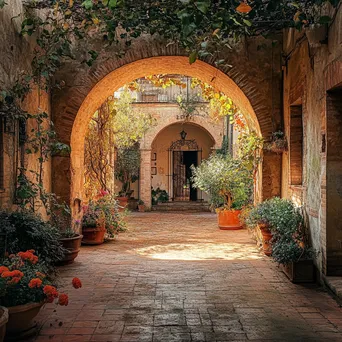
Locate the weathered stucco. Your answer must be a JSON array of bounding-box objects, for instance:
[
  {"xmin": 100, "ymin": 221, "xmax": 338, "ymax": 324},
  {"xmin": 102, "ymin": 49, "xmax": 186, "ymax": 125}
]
[{"xmin": 0, "ymin": 1, "xmax": 51, "ymax": 211}]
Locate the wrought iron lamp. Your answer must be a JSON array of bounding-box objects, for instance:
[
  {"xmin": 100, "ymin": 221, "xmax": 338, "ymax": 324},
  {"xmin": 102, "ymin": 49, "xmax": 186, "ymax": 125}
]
[{"xmin": 180, "ymin": 129, "xmax": 187, "ymax": 140}]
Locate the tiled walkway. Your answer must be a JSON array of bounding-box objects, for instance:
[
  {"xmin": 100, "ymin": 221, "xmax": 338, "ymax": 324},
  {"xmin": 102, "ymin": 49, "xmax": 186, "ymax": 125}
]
[{"xmin": 33, "ymin": 212, "xmax": 342, "ymax": 341}]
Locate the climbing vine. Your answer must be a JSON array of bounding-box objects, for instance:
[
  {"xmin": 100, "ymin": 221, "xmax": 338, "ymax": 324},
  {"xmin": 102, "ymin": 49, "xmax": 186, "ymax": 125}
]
[{"xmin": 84, "ymin": 88, "xmax": 154, "ymax": 198}]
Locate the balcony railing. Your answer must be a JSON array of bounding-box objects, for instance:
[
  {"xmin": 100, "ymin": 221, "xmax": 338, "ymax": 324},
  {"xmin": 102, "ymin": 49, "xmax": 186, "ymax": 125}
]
[{"xmin": 114, "ymin": 76, "xmax": 208, "ymax": 104}]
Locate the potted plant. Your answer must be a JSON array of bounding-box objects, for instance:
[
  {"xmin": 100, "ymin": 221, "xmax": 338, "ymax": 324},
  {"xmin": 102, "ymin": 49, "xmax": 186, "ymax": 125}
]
[
  {"xmin": 115, "ymin": 148, "xmax": 140, "ymax": 210},
  {"xmin": 82, "ymin": 191, "xmax": 127, "ymax": 244},
  {"xmin": 0, "ymin": 251, "xmax": 82, "ymax": 340},
  {"xmin": 246, "ymin": 197, "xmax": 316, "ymax": 281},
  {"xmin": 191, "ymin": 154, "xmax": 253, "ymax": 230},
  {"xmin": 0, "ymin": 210, "xmax": 65, "ymax": 272},
  {"xmin": 81, "ymin": 201, "xmax": 106, "ymax": 245},
  {"xmin": 137, "ymin": 200, "xmax": 145, "ymax": 212},
  {"xmin": 51, "ymin": 204, "xmax": 83, "ymax": 265},
  {"xmin": 151, "ymin": 188, "xmax": 169, "ymax": 205},
  {"xmin": 264, "ymin": 131, "xmax": 287, "ymax": 154},
  {"xmin": 0, "ymin": 307, "xmax": 8, "ymax": 342},
  {"xmin": 96, "ymin": 190, "xmax": 127, "ymax": 240},
  {"xmin": 245, "ymin": 198, "xmax": 281, "ymax": 256}
]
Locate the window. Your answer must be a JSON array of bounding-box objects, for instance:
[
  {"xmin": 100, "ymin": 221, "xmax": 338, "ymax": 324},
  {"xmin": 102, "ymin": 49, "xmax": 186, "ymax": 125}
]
[{"xmin": 289, "ymin": 105, "xmax": 303, "ymax": 185}]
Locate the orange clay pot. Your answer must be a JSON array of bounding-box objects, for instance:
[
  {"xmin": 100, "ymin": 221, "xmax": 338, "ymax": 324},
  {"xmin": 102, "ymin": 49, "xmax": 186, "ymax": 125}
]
[
  {"xmin": 116, "ymin": 196, "xmax": 128, "ymax": 212},
  {"xmin": 6, "ymin": 302, "xmax": 43, "ymax": 341},
  {"xmin": 258, "ymin": 224, "xmax": 273, "ymax": 256},
  {"xmin": 57, "ymin": 234, "xmax": 83, "ymax": 265},
  {"xmin": 82, "ymin": 225, "xmax": 106, "ymax": 245},
  {"xmin": 217, "ymin": 209, "xmax": 242, "ymax": 230}
]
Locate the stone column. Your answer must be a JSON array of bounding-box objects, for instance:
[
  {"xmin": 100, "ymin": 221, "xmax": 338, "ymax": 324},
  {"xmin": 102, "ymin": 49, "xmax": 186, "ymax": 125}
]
[{"xmin": 139, "ymin": 149, "xmax": 152, "ymax": 210}]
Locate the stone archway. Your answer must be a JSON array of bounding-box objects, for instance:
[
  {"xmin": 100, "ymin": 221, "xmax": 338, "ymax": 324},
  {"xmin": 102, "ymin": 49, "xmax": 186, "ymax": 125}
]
[
  {"xmin": 140, "ymin": 118, "xmax": 221, "ymax": 207},
  {"xmin": 52, "ymin": 55, "xmax": 282, "ymax": 206}
]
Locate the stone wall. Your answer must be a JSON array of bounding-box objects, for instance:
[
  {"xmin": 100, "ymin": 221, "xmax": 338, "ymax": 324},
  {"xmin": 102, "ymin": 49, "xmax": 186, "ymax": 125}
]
[
  {"xmin": 0, "ymin": 1, "xmax": 51, "ymax": 211},
  {"xmin": 282, "ymin": 6, "xmax": 342, "ymax": 277}
]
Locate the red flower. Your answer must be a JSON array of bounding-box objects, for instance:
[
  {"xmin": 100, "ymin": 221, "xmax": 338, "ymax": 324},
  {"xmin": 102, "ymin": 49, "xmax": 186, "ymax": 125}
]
[
  {"xmin": 58, "ymin": 294, "xmax": 69, "ymax": 306},
  {"xmin": 18, "ymin": 251, "xmax": 38, "ymax": 264},
  {"xmin": 0, "ymin": 266, "xmax": 9, "ymax": 275},
  {"xmin": 8, "ymin": 277, "xmax": 21, "ymax": 285},
  {"xmin": 1, "ymin": 270, "xmax": 24, "ymax": 279},
  {"xmin": 28, "ymin": 278, "xmax": 43, "ymax": 288},
  {"xmin": 36, "ymin": 272, "xmax": 46, "ymax": 279},
  {"xmin": 43, "ymin": 285, "xmax": 59, "ymax": 302},
  {"xmin": 72, "ymin": 277, "xmax": 82, "ymax": 289}
]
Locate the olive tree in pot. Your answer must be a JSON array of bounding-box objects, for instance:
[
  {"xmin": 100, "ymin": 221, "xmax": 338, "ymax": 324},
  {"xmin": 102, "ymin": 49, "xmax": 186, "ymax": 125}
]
[
  {"xmin": 115, "ymin": 147, "xmax": 140, "ymax": 210},
  {"xmin": 191, "ymin": 153, "xmax": 253, "ymax": 230}
]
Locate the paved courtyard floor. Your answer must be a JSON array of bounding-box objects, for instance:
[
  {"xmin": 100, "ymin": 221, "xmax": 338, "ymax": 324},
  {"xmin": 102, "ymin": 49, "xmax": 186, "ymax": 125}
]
[{"xmin": 32, "ymin": 212, "xmax": 342, "ymax": 341}]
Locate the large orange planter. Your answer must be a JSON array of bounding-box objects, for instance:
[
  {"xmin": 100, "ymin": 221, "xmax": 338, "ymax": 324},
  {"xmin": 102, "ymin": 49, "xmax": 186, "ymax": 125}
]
[
  {"xmin": 258, "ymin": 224, "xmax": 273, "ymax": 256},
  {"xmin": 82, "ymin": 226, "xmax": 106, "ymax": 245},
  {"xmin": 217, "ymin": 209, "xmax": 242, "ymax": 230},
  {"xmin": 6, "ymin": 302, "xmax": 43, "ymax": 340}
]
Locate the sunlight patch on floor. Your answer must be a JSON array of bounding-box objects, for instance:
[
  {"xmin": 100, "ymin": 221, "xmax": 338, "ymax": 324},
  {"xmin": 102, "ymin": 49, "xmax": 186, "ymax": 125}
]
[{"xmin": 134, "ymin": 243, "xmax": 262, "ymax": 260}]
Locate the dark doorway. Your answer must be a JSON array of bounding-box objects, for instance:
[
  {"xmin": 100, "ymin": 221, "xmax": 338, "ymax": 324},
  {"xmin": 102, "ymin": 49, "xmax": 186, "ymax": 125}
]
[{"xmin": 173, "ymin": 151, "xmax": 198, "ymax": 201}]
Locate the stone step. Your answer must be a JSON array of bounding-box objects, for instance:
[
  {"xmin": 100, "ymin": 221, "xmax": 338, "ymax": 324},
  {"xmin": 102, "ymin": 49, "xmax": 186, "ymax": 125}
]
[{"xmin": 152, "ymin": 201, "xmax": 211, "ymax": 212}]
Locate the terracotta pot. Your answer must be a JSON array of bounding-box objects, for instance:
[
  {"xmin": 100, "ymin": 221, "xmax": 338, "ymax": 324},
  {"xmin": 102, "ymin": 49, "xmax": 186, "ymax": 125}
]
[
  {"xmin": 0, "ymin": 307, "xmax": 8, "ymax": 342},
  {"xmin": 57, "ymin": 234, "xmax": 83, "ymax": 265},
  {"xmin": 138, "ymin": 205, "xmax": 145, "ymax": 212},
  {"xmin": 82, "ymin": 226, "xmax": 106, "ymax": 245},
  {"xmin": 116, "ymin": 196, "xmax": 128, "ymax": 212},
  {"xmin": 258, "ymin": 224, "xmax": 273, "ymax": 256},
  {"xmin": 217, "ymin": 209, "xmax": 242, "ymax": 230},
  {"xmin": 6, "ymin": 302, "xmax": 43, "ymax": 341}
]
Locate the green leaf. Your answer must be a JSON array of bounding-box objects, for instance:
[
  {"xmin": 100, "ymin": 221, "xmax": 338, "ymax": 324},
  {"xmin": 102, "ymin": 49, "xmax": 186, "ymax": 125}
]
[
  {"xmin": 189, "ymin": 51, "xmax": 197, "ymax": 64},
  {"xmin": 243, "ymin": 19, "xmax": 252, "ymax": 27},
  {"xmin": 196, "ymin": 1, "xmax": 210, "ymax": 14},
  {"xmin": 319, "ymin": 16, "xmax": 332, "ymax": 24},
  {"xmin": 108, "ymin": 0, "xmax": 117, "ymax": 8},
  {"xmin": 82, "ymin": 0, "xmax": 93, "ymax": 9},
  {"xmin": 0, "ymin": 0, "xmax": 6, "ymax": 9}
]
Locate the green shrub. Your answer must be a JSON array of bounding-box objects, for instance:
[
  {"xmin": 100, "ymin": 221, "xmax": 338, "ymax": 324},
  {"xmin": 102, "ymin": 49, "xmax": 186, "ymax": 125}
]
[
  {"xmin": 246, "ymin": 197, "xmax": 302, "ymax": 233},
  {"xmin": 0, "ymin": 210, "xmax": 64, "ymax": 270},
  {"xmin": 246, "ymin": 198, "xmax": 316, "ymax": 265}
]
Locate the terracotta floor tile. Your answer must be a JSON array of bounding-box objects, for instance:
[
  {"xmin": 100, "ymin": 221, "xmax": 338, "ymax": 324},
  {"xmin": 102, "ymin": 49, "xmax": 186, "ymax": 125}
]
[{"xmin": 31, "ymin": 212, "xmax": 342, "ymax": 342}]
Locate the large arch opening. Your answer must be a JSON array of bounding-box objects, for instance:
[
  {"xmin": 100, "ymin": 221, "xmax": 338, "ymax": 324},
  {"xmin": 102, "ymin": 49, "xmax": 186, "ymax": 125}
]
[{"xmin": 69, "ymin": 56, "xmax": 267, "ymax": 207}]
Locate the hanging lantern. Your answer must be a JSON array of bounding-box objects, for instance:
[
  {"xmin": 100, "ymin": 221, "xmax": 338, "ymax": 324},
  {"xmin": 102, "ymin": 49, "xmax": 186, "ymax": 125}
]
[
  {"xmin": 236, "ymin": 1, "xmax": 252, "ymax": 14},
  {"xmin": 180, "ymin": 130, "xmax": 187, "ymax": 140}
]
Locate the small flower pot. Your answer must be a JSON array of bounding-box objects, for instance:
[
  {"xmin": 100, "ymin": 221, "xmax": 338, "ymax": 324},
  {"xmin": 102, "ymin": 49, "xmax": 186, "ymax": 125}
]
[
  {"xmin": 217, "ymin": 209, "xmax": 242, "ymax": 230},
  {"xmin": 116, "ymin": 196, "xmax": 128, "ymax": 212},
  {"xmin": 0, "ymin": 307, "xmax": 8, "ymax": 342},
  {"xmin": 82, "ymin": 226, "xmax": 106, "ymax": 245},
  {"xmin": 281, "ymin": 259, "xmax": 315, "ymax": 283},
  {"xmin": 138, "ymin": 204, "xmax": 145, "ymax": 212},
  {"xmin": 5, "ymin": 302, "xmax": 43, "ymax": 341},
  {"xmin": 258, "ymin": 224, "xmax": 273, "ymax": 256},
  {"xmin": 57, "ymin": 234, "xmax": 83, "ymax": 265}
]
